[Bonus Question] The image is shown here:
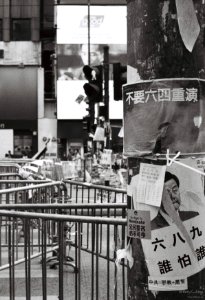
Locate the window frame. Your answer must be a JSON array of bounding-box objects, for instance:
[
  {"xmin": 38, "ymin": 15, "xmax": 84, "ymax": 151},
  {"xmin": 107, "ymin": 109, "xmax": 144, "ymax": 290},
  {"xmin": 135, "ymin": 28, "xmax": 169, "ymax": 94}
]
[{"xmin": 11, "ymin": 18, "xmax": 31, "ymax": 41}]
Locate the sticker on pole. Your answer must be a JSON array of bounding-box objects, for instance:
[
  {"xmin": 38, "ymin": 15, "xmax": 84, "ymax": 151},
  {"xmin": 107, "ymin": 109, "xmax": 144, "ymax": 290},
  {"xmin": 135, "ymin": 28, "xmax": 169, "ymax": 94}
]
[{"xmin": 127, "ymin": 209, "xmax": 151, "ymax": 239}]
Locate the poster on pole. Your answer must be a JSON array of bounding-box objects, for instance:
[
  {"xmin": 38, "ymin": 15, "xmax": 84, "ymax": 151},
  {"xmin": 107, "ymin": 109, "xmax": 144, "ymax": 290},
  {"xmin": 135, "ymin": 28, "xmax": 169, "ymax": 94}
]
[
  {"xmin": 128, "ymin": 157, "xmax": 205, "ymax": 296},
  {"xmin": 123, "ymin": 78, "xmax": 205, "ymax": 156}
]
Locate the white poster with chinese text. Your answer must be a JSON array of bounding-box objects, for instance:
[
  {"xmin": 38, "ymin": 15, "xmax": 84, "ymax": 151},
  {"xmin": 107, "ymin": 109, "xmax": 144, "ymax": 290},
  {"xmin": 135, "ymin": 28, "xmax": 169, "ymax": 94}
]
[{"xmin": 140, "ymin": 158, "xmax": 205, "ymax": 281}]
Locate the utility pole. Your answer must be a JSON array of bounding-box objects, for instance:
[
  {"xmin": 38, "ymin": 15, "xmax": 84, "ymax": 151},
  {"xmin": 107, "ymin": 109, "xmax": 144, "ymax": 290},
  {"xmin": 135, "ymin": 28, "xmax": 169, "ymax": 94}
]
[
  {"xmin": 103, "ymin": 46, "xmax": 109, "ymax": 122},
  {"xmin": 126, "ymin": 1, "xmax": 205, "ymax": 299},
  {"xmin": 103, "ymin": 45, "xmax": 110, "ymax": 149},
  {"xmin": 87, "ymin": 0, "xmax": 90, "ymax": 65}
]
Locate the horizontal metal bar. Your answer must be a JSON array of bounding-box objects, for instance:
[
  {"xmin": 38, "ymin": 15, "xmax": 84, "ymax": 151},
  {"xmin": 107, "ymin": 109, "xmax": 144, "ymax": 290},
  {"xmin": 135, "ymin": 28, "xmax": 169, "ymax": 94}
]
[
  {"xmin": 0, "ymin": 177, "xmax": 126, "ymax": 194},
  {"xmin": 0, "ymin": 181, "xmax": 63, "ymax": 194},
  {"xmin": 0, "ymin": 173, "xmax": 21, "ymax": 177},
  {"xmin": 0, "ymin": 160, "xmax": 32, "ymax": 165},
  {"xmin": 0, "ymin": 163, "xmax": 20, "ymax": 167},
  {"xmin": 0, "ymin": 209, "xmax": 127, "ymax": 225},
  {"xmin": 0, "ymin": 179, "xmax": 50, "ymax": 183},
  {"xmin": 0, "ymin": 203, "xmax": 127, "ymax": 209},
  {"xmin": 0, "ymin": 245, "xmax": 59, "ymax": 271},
  {"xmin": 65, "ymin": 180, "xmax": 127, "ymax": 193}
]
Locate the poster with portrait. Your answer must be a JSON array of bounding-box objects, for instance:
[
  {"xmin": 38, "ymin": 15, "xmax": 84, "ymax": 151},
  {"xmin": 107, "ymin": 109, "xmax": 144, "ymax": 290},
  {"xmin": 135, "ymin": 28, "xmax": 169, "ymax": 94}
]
[
  {"xmin": 123, "ymin": 78, "xmax": 205, "ymax": 156},
  {"xmin": 127, "ymin": 157, "xmax": 205, "ymax": 295},
  {"xmin": 57, "ymin": 43, "xmax": 127, "ymax": 81}
]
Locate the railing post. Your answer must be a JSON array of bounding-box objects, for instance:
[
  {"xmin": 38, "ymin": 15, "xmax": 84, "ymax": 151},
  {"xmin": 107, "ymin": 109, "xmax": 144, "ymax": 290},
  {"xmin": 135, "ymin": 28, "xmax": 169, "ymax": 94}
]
[{"xmin": 58, "ymin": 221, "xmax": 64, "ymax": 300}]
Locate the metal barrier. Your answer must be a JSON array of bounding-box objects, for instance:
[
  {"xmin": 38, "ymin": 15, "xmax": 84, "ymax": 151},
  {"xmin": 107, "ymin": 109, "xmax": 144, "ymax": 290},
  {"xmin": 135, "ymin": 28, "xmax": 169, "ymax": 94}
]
[
  {"xmin": 0, "ymin": 176, "xmax": 127, "ymax": 206},
  {"xmin": 0, "ymin": 163, "xmax": 20, "ymax": 174},
  {"xmin": 65, "ymin": 179, "xmax": 127, "ymax": 205},
  {"xmin": 0, "ymin": 180, "xmax": 67, "ymax": 204},
  {"xmin": 0, "ymin": 206, "xmax": 127, "ymax": 300},
  {"xmin": 0, "ymin": 180, "xmax": 128, "ymax": 300},
  {"xmin": 0, "ymin": 178, "xmax": 50, "ymax": 190},
  {"xmin": 0, "ymin": 173, "xmax": 22, "ymax": 180}
]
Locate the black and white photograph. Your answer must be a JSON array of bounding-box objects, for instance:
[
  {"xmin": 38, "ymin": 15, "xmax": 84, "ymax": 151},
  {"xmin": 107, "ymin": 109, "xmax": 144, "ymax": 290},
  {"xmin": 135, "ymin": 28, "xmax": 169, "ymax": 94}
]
[{"xmin": 0, "ymin": 1, "xmax": 205, "ymax": 300}]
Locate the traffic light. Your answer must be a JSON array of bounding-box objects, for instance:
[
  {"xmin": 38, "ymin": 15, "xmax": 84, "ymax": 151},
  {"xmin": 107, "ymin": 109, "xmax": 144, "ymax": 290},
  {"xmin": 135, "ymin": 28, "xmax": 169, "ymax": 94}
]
[
  {"xmin": 85, "ymin": 97, "xmax": 95, "ymax": 129},
  {"xmin": 82, "ymin": 113, "xmax": 96, "ymax": 136},
  {"xmin": 99, "ymin": 105, "xmax": 107, "ymax": 119},
  {"xmin": 113, "ymin": 63, "xmax": 127, "ymax": 100},
  {"xmin": 82, "ymin": 115, "xmax": 90, "ymax": 132},
  {"xmin": 83, "ymin": 65, "xmax": 103, "ymax": 103}
]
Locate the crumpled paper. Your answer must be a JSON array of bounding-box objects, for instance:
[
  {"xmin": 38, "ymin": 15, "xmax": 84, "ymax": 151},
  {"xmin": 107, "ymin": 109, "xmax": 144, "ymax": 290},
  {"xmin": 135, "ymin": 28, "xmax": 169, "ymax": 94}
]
[
  {"xmin": 176, "ymin": 0, "xmax": 200, "ymax": 52},
  {"xmin": 115, "ymin": 241, "xmax": 134, "ymax": 269}
]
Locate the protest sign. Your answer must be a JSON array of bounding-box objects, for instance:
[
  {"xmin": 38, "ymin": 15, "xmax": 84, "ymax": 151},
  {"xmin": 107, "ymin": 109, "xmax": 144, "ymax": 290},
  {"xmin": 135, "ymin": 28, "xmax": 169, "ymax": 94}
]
[
  {"xmin": 128, "ymin": 157, "xmax": 205, "ymax": 295},
  {"xmin": 123, "ymin": 79, "xmax": 205, "ymax": 156}
]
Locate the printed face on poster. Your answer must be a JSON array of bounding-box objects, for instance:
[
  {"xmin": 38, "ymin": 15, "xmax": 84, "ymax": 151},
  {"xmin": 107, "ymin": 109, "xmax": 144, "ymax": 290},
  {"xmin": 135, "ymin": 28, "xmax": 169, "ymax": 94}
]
[
  {"xmin": 123, "ymin": 78, "xmax": 205, "ymax": 155},
  {"xmin": 128, "ymin": 157, "xmax": 205, "ymax": 289}
]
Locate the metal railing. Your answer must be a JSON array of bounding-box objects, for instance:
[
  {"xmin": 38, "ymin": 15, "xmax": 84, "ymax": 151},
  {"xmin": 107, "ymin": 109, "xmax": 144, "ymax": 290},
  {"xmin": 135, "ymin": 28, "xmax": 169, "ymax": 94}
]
[
  {"xmin": 65, "ymin": 179, "xmax": 127, "ymax": 205},
  {"xmin": 0, "ymin": 207, "xmax": 127, "ymax": 300},
  {"xmin": 0, "ymin": 163, "xmax": 20, "ymax": 174},
  {"xmin": 0, "ymin": 181, "xmax": 128, "ymax": 300},
  {"xmin": 0, "ymin": 180, "xmax": 68, "ymax": 204}
]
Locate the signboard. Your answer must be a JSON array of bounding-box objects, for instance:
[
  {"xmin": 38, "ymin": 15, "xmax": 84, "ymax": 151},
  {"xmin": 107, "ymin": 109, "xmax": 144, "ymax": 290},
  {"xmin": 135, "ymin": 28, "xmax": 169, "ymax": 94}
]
[
  {"xmin": 57, "ymin": 81, "xmax": 88, "ymax": 119},
  {"xmin": 143, "ymin": 215, "xmax": 205, "ymax": 278},
  {"xmin": 123, "ymin": 78, "xmax": 205, "ymax": 155},
  {"xmin": 57, "ymin": 81, "xmax": 123, "ymax": 120},
  {"xmin": 57, "ymin": 6, "xmax": 127, "ymax": 45},
  {"xmin": 56, "ymin": 5, "xmax": 126, "ymax": 120}
]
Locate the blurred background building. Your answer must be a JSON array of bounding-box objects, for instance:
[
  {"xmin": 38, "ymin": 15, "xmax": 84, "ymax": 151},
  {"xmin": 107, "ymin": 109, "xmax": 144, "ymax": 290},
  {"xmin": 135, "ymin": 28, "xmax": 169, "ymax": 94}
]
[{"xmin": 0, "ymin": 0, "xmax": 126, "ymax": 159}]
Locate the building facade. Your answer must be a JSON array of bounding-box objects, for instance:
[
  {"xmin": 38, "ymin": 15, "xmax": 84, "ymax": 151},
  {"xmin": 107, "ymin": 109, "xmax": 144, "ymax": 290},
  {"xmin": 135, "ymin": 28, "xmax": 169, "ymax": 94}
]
[
  {"xmin": 0, "ymin": 0, "xmax": 56, "ymax": 158},
  {"xmin": 0, "ymin": 0, "xmax": 126, "ymax": 159}
]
